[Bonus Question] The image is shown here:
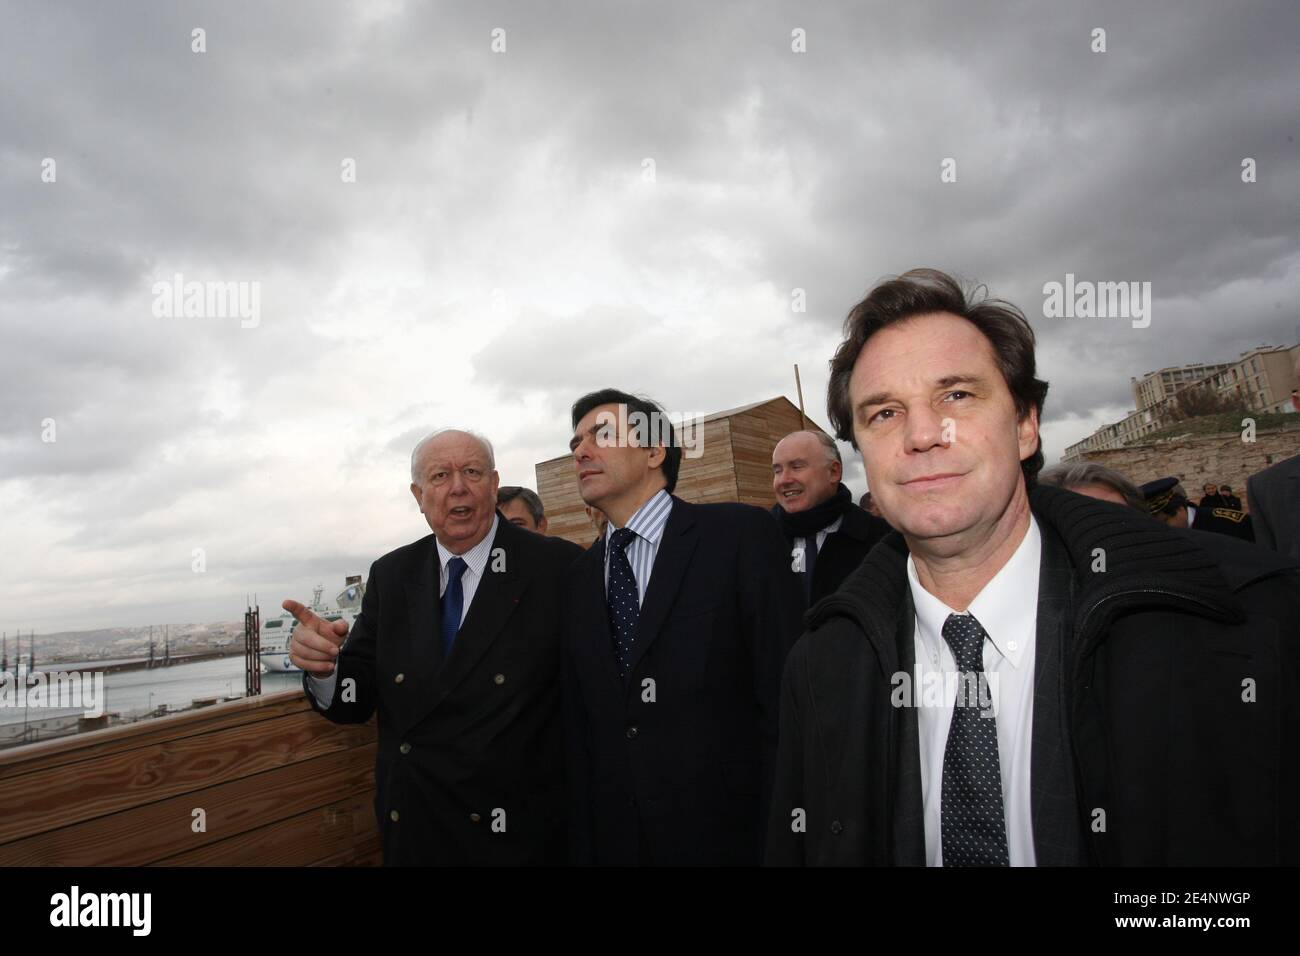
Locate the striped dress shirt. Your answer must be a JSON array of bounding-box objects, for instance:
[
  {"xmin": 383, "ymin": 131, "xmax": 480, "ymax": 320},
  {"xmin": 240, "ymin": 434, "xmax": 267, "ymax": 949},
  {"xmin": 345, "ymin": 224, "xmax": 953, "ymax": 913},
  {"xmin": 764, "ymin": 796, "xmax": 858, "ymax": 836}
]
[{"xmin": 603, "ymin": 489, "xmax": 673, "ymax": 606}]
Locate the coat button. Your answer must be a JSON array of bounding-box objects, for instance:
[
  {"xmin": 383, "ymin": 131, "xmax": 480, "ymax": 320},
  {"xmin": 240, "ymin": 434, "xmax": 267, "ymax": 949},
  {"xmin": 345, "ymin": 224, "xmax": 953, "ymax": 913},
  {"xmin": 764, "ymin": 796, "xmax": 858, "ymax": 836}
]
[
  {"xmin": 470, "ymin": 812, "xmax": 482, "ymax": 823},
  {"xmin": 394, "ymin": 673, "xmax": 405, "ymax": 684},
  {"xmin": 626, "ymin": 725, "xmax": 639, "ymax": 739},
  {"xmin": 390, "ymin": 810, "xmax": 400, "ymax": 822},
  {"xmin": 399, "ymin": 743, "xmax": 411, "ymax": 754},
  {"xmin": 493, "ymin": 673, "xmax": 505, "ymax": 685},
  {"xmin": 830, "ymin": 820, "xmax": 843, "ymax": 835}
]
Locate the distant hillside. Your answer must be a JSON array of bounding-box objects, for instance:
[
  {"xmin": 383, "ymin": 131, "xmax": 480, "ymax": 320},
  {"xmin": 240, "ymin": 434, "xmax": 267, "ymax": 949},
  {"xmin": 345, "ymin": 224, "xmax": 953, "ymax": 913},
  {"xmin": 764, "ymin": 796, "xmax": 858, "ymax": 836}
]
[
  {"xmin": 1137, "ymin": 411, "xmax": 1296, "ymax": 445},
  {"xmin": 3, "ymin": 620, "xmax": 245, "ymax": 666}
]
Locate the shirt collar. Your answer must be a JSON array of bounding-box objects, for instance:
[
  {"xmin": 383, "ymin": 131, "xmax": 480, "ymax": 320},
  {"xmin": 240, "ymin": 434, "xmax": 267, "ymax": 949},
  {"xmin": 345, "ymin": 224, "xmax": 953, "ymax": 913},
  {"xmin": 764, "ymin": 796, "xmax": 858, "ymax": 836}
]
[
  {"xmin": 435, "ymin": 513, "xmax": 500, "ymax": 579},
  {"xmin": 605, "ymin": 488, "xmax": 673, "ymax": 549},
  {"xmin": 906, "ymin": 513, "xmax": 1041, "ymax": 670}
]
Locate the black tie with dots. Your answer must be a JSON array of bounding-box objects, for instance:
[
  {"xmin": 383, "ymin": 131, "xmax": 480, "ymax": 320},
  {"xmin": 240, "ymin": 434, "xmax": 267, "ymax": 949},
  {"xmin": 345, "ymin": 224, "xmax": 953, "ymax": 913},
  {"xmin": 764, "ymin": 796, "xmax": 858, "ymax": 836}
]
[
  {"xmin": 940, "ymin": 612, "xmax": 1010, "ymax": 866},
  {"xmin": 607, "ymin": 528, "xmax": 640, "ymax": 677}
]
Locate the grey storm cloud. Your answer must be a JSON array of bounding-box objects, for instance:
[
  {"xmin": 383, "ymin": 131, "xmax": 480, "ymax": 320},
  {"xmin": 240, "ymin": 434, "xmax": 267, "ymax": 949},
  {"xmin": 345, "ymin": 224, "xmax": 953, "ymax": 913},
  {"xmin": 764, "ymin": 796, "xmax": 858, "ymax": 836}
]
[{"xmin": 2, "ymin": 0, "xmax": 1298, "ymax": 631}]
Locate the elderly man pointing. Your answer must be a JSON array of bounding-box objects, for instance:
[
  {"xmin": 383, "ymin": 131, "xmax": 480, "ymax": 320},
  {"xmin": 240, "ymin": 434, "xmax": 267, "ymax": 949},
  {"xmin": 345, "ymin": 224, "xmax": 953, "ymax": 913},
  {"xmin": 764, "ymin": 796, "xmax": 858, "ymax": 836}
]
[{"xmin": 287, "ymin": 428, "xmax": 581, "ymax": 865}]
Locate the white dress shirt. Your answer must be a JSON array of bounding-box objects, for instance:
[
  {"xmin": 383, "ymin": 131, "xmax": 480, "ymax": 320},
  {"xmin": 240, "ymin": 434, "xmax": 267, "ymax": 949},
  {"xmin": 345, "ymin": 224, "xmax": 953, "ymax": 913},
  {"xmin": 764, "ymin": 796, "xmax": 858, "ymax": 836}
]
[
  {"xmin": 906, "ymin": 513, "xmax": 1041, "ymax": 867},
  {"xmin": 792, "ymin": 514, "xmax": 843, "ymax": 565},
  {"xmin": 602, "ymin": 489, "xmax": 673, "ymax": 606},
  {"xmin": 307, "ymin": 514, "xmax": 500, "ymax": 707}
]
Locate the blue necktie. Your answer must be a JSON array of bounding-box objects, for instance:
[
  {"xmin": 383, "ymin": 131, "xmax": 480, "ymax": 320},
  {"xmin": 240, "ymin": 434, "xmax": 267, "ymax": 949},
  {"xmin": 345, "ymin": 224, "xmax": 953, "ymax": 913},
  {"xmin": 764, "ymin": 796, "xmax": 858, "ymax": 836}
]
[
  {"xmin": 606, "ymin": 528, "xmax": 640, "ymax": 676},
  {"xmin": 440, "ymin": 557, "xmax": 467, "ymax": 658}
]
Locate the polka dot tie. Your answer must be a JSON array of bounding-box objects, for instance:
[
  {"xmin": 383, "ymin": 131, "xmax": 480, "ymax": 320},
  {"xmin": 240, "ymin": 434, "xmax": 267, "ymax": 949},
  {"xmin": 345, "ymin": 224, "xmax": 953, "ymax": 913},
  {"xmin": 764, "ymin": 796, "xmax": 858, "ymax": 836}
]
[
  {"xmin": 607, "ymin": 528, "xmax": 640, "ymax": 677},
  {"xmin": 940, "ymin": 612, "xmax": 1010, "ymax": 867}
]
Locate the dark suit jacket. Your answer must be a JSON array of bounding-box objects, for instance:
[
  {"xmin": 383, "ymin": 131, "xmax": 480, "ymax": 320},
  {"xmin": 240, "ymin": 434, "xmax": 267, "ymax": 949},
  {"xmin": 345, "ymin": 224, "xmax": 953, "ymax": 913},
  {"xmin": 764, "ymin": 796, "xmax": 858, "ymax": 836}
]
[
  {"xmin": 304, "ymin": 513, "xmax": 583, "ymax": 865},
  {"xmin": 1248, "ymin": 453, "xmax": 1300, "ymax": 560},
  {"xmin": 563, "ymin": 496, "xmax": 804, "ymax": 865},
  {"xmin": 771, "ymin": 502, "xmax": 893, "ymax": 609}
]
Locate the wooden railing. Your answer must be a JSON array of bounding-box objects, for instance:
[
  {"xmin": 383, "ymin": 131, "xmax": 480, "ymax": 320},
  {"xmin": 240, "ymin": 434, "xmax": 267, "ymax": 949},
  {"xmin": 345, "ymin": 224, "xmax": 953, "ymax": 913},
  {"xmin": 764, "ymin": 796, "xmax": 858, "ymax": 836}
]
[{"xmin": 0, "ymin": 689, "xmax": 379, "ymax": 866}]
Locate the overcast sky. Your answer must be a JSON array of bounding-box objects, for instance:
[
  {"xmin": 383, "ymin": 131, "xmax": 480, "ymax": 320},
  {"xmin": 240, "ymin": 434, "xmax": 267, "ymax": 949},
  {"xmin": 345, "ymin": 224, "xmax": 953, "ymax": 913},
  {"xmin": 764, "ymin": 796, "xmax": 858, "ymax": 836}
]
[{"xmin": 3, "ymin": 0, "xmax": 1298, "ymax": 632}]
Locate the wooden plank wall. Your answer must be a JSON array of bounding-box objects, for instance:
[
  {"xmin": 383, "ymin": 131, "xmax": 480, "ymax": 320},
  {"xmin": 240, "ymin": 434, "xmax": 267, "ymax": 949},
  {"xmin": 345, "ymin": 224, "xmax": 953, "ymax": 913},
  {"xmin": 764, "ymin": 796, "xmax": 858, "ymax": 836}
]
[
  {"xmin": 729, "ymin": 401, "xmax": 827, "ymax": 508},
  {"xmin": 536, "ymin": 418, "xmax": 738, "ymax": 545},
  {"xmin": 0, "ymin": 689, "xmax": 380, "ymax": 866},
  {"xmin": 536, "ymin": 397, "xmax": 832, "ymax": 544}
]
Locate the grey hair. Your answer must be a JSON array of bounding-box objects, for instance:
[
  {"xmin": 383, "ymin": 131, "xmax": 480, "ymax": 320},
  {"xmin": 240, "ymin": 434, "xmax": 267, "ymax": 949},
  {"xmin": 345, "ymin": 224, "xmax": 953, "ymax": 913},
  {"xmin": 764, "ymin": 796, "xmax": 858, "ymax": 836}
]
[
  {"xmin": 1038, "ymin": 461, "xmax": 1145, "ymax": 511},
  {"xmin": 782, "ymin": 429, "xmax": 842, "ymax": 465},
  {"xmin": 813, "ymin": 430, "xmax": 843, "ymax": 465},
  {"xmin": 497, "ymin": 486, "xmax": 545, "ymax": 525},
  {"xmin": 410, "ymin": 428, "xmax": 496, "ymax": 483}
]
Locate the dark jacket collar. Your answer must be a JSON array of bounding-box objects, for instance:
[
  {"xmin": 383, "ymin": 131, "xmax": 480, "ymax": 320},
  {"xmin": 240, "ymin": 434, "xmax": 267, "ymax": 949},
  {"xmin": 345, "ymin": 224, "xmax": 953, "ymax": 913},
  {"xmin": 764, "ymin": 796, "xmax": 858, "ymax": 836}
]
[
  {"xmin": 837, "ymin": 502, "xmax": 893, "ymax": 544},
  {"xmin": 805, "ymin": 484, "xmax": 1277, "ymax": 656}
]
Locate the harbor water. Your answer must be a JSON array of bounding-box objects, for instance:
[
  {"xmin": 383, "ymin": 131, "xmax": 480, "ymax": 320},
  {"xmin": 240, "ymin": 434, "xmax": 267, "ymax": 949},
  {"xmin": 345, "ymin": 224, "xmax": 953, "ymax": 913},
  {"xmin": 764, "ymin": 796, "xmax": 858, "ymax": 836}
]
[{"xmin": 0, "ymin": 655, "xmax": 307, "ymax": 727}]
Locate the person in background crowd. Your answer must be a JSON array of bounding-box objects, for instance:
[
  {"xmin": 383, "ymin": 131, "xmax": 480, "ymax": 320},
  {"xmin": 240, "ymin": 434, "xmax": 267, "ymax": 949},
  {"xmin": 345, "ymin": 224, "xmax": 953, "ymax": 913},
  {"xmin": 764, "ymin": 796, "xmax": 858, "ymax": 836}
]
[
  {"xmin": 584, "ymin": 503, "xmax": 609, "ymax": 546},
  {"xmin": 1198, "ymin": 482, "xmax": 1224, "ymax": 509},
  {"xmin": 498, "ymin": 485, "xmax": 551, "ymax": 533},
  {"xmin": 859, "ymin": 490, "xmax": 885, "ymax": 519},
  {"xmin": 1141, "ymin": 476, "xmax": 1254, "ymax": 542},
  {"xmin": 1249, "ymin": 455, "xmax": 1300, "ymax": 560},
  {"xmin": 1217, "ymin": 484, "xmax": 1243, "ymax": 510},
  {"xmin": 1247, "ymin": 350, "xmax": 1300, "ymax": 559},
  {"xmin": 770, "ymin": 430, "xmax": 892, "ymax": 608},
  {"xmin": 767, "ymin": 267, "xmax": 1300, "ymax": 867},
  {"xmin": 1038, "ymin": 462, "xmax": 1146, "ymax": 511},
  {"xmin": 564, "ymin": 388, "xmax": 803, "ymax": 865}
]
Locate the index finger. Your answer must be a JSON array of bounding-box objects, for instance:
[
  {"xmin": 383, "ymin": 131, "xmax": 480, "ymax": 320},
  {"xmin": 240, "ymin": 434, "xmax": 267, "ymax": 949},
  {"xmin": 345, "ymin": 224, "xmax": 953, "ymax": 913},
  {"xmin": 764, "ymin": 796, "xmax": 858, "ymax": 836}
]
[{"xmin": 282, "ymin": 599, "xmax": 321, "ymax": 630}]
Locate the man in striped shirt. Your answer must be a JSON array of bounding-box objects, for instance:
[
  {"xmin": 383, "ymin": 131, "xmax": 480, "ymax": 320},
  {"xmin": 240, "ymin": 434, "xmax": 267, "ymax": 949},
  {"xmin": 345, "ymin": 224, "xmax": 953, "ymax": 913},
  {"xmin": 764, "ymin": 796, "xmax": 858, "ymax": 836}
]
[{"xmin": 562, "ymin": 388, "xmax": 804, "ymax": 865}]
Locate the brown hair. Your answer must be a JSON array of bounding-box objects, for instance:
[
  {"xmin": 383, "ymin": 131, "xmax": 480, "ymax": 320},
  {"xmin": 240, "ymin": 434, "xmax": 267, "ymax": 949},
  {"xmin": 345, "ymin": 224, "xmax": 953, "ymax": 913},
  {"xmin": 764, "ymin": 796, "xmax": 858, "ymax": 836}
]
[{"xmin": 826, "ymin": 268, "xmax": 1050, "ymax": 483}]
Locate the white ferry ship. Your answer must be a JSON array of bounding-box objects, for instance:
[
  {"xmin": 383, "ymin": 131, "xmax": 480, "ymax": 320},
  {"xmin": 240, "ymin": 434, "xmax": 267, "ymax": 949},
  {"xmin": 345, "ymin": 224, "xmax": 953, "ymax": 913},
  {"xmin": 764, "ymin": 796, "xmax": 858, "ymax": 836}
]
[{"xmin": 259, "ymin": 575, "xmax": 365, "ymax": 673}]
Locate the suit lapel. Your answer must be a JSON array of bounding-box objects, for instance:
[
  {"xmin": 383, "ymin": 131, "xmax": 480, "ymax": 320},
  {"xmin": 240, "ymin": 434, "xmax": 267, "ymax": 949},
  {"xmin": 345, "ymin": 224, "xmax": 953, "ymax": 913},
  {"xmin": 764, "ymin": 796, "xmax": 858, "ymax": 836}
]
[
  {"xmin": 623, "ymin": 498, "xmax": 698, "ymax": 678},
  {"xmin": 415, "ymin": 519, "xmax": 525, "ymax": 724},
  {"xmin": 891, "ymin": 588, "xmax": 926, "ymax": 865},
  {"xmin": 1030, "ymin": 525, "xmax": 1086, "ymax": 866},
  {"xmin": 581, "ymin": 536, "xmax": 623, "ymax": 687},
  {"xmin": 1284, "ymin": 466, "xmax": 1300, "ymax": 522},
  {"xmin": 403, "ymin": 537, "xmax": 444, "ymax": 699}
]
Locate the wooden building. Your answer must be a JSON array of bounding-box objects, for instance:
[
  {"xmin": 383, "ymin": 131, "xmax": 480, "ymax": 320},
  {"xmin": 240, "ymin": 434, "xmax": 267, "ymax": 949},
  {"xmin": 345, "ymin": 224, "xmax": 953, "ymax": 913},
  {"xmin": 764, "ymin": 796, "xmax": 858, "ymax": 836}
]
[{"xmin": 535, "ymin": 395, "xmax": 830, "ymax": 546}]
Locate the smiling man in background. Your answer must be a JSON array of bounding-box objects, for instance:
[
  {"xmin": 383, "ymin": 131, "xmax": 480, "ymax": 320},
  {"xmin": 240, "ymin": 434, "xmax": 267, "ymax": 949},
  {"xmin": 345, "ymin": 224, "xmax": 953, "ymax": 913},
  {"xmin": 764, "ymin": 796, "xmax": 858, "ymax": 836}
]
[{"xmin": 770, "ymin": 429, "xmax": 891, "ymax": 610}]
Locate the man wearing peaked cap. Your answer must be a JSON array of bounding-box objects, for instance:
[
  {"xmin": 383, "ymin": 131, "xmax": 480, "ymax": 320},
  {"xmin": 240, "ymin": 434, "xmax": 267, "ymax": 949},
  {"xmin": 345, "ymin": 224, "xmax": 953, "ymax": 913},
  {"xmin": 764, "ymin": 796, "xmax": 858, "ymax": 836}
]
[{"xmin": 1141, "ymin": 476, "xmax": 1254, "ymax": 543}]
